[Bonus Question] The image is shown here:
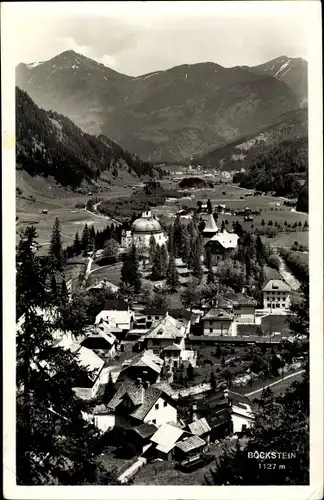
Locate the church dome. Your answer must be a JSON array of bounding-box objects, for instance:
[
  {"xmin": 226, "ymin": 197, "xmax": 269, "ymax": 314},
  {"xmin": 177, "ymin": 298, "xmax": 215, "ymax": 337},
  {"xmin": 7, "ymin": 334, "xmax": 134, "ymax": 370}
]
[{"xmin": 132, "ymin": 216, "xmax": 163, "ymax": 234}]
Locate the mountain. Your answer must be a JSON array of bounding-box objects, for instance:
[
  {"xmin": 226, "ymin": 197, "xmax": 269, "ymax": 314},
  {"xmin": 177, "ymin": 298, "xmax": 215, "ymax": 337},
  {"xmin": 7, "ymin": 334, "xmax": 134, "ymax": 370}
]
[
  {"xmin": 16, "ymin": 87, "xmax": 161, "ymax": 190},
  {"xmin": 16, "ymin": 51, "xmax": 305, "ymax": 162},
  {"xmin": 246, "ymin": 56, "xmax": 308, "ymax": 104},
  {"xmin": 232, "ymin": 136, "xmax": 308, "ymax": 201},
  {"xmin": 193, "ymin": 107, "xmax": 308, "ymax": 171}
]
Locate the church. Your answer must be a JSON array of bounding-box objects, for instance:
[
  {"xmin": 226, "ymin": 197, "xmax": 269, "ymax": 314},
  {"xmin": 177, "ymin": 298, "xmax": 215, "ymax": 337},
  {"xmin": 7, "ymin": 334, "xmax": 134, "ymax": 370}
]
[
  {"xmin": 121, "ymin": 210, "xmax": 168, "ymax": 252},
  {"xmin": 203, "ymin": 214, "xmax": 239, "ymax": 264}
]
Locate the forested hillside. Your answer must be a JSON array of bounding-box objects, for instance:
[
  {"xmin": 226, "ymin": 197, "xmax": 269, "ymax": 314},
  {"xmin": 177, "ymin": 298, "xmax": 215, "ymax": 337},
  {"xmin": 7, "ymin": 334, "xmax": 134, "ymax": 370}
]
[
  {"xmin": 16, "ymin": 87, "xmax": 162, "ymax": 188},
  {"xmin": 233, "ymin": 137, "xmax": 308, "ymax": 202}
]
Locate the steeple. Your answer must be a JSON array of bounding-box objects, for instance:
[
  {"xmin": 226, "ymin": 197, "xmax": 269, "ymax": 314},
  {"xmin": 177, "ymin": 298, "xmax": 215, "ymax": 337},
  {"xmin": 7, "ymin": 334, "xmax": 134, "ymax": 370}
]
[{"xmin": 203, "ymin": 214, "xmax": 218, "ymax": 234}]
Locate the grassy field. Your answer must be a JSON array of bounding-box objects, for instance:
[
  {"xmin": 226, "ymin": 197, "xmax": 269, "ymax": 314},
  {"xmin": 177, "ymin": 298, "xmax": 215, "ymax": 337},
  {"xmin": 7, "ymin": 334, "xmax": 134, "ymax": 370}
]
[
  {"xmin": 87, "ymin": 263, "xmax": 123, "ymax": 287},
  {"xmin": 263, "ymin": 231, "xmax": 309, "ymax": 249}
]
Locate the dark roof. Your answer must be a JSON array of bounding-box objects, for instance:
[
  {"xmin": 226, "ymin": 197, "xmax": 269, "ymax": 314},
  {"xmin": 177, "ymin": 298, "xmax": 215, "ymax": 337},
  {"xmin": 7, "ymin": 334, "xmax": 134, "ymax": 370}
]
[
  {"xmin": 236, "ymin": 324, "xmax": 262, "ymax": 337},
  {"xmin": 132, "ymin": 422, "xmax": 158, "ymax": 439},
  {"xmin": 189, "ymin": 335, "xmax": 283, "ymax": 344},
  {"xmin": 80, "ymin": 337, "xmax": 113, "ymax": 350},
  {"xmin": 217, "ymin": 292, "xmax": 257, "ymax": 308},
  {"xmin": 175, "ymin": 435, "xmax": 206, "ymax": 453},
  {"xmin": 130, "ymin": 386, "xmax": 164, "ymax": 421},
  {"xmin": 103, "ymin": 299, "xmax": 129, "ymax": 311},
  {"xmin": 143, "ymin": 307, "xmax": 168, "ymax": 316}
]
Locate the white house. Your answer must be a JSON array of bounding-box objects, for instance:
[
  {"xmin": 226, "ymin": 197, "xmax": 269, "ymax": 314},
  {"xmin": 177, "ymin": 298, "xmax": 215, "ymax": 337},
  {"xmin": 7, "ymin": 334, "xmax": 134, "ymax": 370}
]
[
  {"xmin": 142, "ymin": 313, "xmax": 188, "ymax": 355},
  {"xmin": 202, "ymin": 308, "xmax": 234, "ymax": 336},
  {"xmin": 107, "ymin": 379, "xmax": 178, "ymax": 428},
  {"xmin": 262, "ymin": 279, "xmax": 292, "ymax": 312},
  {"xmin": 95, "ymin": 299, "xmax": 133, "ymax": 331},
  {"xmin": 80, "ymin": 322, "xmax": 117, "ymax": 360}
]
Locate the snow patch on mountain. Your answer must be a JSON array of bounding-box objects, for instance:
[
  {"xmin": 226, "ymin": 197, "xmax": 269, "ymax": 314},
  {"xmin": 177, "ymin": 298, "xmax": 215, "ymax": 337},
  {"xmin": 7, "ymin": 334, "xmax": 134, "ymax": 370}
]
[
  {"xmin": 274, "ymin": 60, "xmax": 291, "ymax": 78},
  {"xmin": 27, "ymin": 61, "xmax": 44, "ymax": 69}
]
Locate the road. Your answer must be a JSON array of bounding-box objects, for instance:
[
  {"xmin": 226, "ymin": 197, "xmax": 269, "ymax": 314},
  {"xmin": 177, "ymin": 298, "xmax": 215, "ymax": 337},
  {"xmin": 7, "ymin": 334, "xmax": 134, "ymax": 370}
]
[
  {"xmin": 272, "ymin": 248, "xmax": 300, "ymax": 290},
  {"xmin": 245, "ymin": 369, "xmax": 305, "ymax": 398}
]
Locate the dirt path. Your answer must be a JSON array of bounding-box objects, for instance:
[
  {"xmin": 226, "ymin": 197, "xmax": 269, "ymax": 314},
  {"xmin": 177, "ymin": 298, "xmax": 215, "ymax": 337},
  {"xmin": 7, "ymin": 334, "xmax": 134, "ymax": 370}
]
[
  {"xmin": 245, "ymin": 370, "xmax": 305, "ymax": 397},
  {"xmin": 272, "ymin": 248, "xmax": 301, "ymax": 290}
]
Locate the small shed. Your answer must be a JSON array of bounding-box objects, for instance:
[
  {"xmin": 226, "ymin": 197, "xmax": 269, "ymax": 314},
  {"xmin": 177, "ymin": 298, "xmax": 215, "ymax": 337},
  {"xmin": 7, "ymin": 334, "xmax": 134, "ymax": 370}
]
[{"xmin": 174, "ymin": 435, "xmax": 206, "ymax": 461}]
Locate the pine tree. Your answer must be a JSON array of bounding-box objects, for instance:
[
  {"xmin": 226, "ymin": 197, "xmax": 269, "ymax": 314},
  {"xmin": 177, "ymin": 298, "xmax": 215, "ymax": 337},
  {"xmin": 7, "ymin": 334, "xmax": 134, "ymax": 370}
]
[
  {"xmin": 120, "ymin": 243, "xmax": 141, "ymax": 294},
  {"xmin": 160, "ymin": 244, "xmax": 169, "ymax": 277},
  {"xmin": 149, "ymin": 234, "xmax": 157, "ymax": 265},
  {"xmin": 73, "ymin": 232, "xmax": 81, "ymax": 256},
  {"xmin": 210, "ymin": 370, "xmax": 217, "ymax": 391},
  {"xmin": 173, "ymin": 215, "xmax": 185, "ymax": 258},
  {"xmin": 103, "ymin": 373, "xmax": 115, "ymax": 404},
  {"xmin": 60, "ymin": 279, "xmax": 69, "ymax": 302},
  {"xmin": 220, "ymin": 220, "xmax": 226, "ymax": 233},
  {"xmin": 191, "ymin": 236, "xmax": 203, "ymax": 281},
  {"xmin": 207, "ymin": 198, "xmax": 213, "ymax": 214},
  {"xmin": 49, "ymin": 218, "xmax": 64, "ymax": 271},
  {"xmin": 166, "ymin": 254, "xmax": 180, "ymax": 292},
  {"xmin": 151, "ymin": 245, "xmax": 163, "ymax": 280},
  {"xmin": 81, "ymin": 224, "xmax": 90, "ymax": 256},
  {"xmin": 16, "ymin": 228, "xmax": 112, "ymax": 485}
]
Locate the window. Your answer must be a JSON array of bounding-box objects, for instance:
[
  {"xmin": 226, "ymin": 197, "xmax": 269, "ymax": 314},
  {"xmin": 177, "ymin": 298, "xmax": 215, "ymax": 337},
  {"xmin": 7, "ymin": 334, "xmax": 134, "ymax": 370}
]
[
  {"xmin": 155, "ymin": 403, "xmax": 159, "ymax": 410},
  {"xmin": 164, "ymin": 401, "xmax": 167, "ymax": 407},
  {"xmin": 267, "ymin": 303, "xmax": 271, "ymax": 308},
  {"xmin": 209, "ymin": 320, "xmax": 213, "ymax": 325},
  {"xmin": 210, "ymin": 328, "xmax": 213, "ymax": 333},
  {"xmin": 241, "ymin": 424, "xmax": 247, "ymax": 431},
  {"xmin": 147, "ymin": 316, "xmax": 151, "ymax": 320},
  {"xmin": 155, "ymin": 316, "xmax": 159, "ymax": 320},
  {"xmin": 153, "ymin": 349, "xmax": 159, "ymax": 355},
  {"xmin": 276, "ymin": 303, "xmax": 280, "ymax": 308}
]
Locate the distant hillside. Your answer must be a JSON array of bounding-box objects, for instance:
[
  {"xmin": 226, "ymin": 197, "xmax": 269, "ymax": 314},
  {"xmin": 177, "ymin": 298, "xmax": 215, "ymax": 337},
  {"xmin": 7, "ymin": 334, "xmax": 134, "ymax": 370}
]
[
  {"xmin": 193, "ymin": 108, "xmax": 308, "ymax": 171},
  {"xmin": 232, "ymin": 136, "xmax": 308, "ymax": 200},
  {"xmin": 16, "ymin": 50, "xmax": 303, "ymax": 162},
  {"xmin": 247, "ymin": 56, "xmax": 308, "ymax": 103},
  {"xmin": 16, "ymin": 87, "xmax": 162, "ymax": 189}
]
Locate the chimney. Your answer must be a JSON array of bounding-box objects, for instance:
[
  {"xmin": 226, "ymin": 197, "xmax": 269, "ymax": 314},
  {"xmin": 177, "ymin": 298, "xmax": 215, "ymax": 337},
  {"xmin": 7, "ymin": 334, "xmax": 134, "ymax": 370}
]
[
  {"xmin": 192, "ymin": 403, "xmax": 198, "ymax": 422},
  {"xmin": 224, "ymin": 388, "xmax": 229, "ymax": 400},
  {"xmin": 143, "ymin": 380, "xmax": 150, "ymax": 389}
]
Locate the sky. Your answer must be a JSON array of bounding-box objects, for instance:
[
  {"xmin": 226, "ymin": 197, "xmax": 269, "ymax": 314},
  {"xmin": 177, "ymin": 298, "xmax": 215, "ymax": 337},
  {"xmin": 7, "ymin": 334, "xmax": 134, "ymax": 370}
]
[{"xmin": 6, "ymin": 1, "xmax": 315, "ymax": 76}]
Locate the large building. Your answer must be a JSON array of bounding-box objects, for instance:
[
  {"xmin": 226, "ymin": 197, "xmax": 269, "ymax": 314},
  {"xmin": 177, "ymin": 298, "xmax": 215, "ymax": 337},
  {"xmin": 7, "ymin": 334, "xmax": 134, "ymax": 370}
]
[
  {"xmin": 262, "ymin": 279, "xmax": 292, "ymax": 312},
  {"xmin": 121, "ymin": 211, "xmax": 168, "ymax": 251}
]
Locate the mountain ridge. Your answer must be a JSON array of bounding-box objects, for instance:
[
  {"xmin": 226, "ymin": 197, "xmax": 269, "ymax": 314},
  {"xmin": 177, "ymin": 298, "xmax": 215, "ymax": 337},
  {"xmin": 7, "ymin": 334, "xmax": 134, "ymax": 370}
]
[{"xmin": 16, "ymin": 50, "xmax": 307, "ymax": 162}]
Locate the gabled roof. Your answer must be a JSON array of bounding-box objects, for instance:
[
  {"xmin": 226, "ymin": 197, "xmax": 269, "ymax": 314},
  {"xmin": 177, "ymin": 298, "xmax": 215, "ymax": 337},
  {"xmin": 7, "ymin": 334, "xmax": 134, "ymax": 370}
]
[
  {"xmin": 121, "ymin": 350, "xmax": 163, "ymax": 374},
  {"xmin": 143, "ymin": 307, "xmax": 168, "ymax": 316},
  {"xmin": 188, "ymin": 417, "xmax": 211, "ymax": 436},
  {"xmin": 162, "ymin": 343, "xmax": 182, "ymax": 352},
  {"xmin": 175, "ymin": 435, "xmax": 206, "ymax": 453},
  {"xmin": 132, "ymin": 423, "xmax": 158, "ymax": 439},
  {"xmin": 130, "ymin": 386, "xmax": 164, "ymax": 420},
  {"xmin": 205, "ymin": 230, "xmax": 239, "ymax": 249},
  {"xmin": 202, "ymin": 214, "xmax": 218, "ymax": 233},
  {"xmin": 262, "ymin": 279, "xmax": 291, "ymax": 292},
  {"xmin": 203, "ymin": 308, "xmax": 233, "ymax": 321},
  {"xmin": 219, "ymin": 292, "xmax": 257, "ymax": 307},
  {"xmin": 144, "ymin": 314, "xmax": 186, "ymax": 340},
  {"xmin": 237, "ymin": 324, "xmax": 261, "ymax": 337},
  {"xmin": 151, "ymin": 423, "xmax": 186, "ymax": 453},
  {"xmin": 107, "ymin": 379, "xmax": 145, "ymax": 410}
]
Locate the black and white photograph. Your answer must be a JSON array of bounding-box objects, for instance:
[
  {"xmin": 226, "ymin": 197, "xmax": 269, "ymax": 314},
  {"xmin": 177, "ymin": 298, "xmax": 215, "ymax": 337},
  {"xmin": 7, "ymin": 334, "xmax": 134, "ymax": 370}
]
[{"xmin": 2, "ymin": 1, "xmax": 323, "ymax": 497}]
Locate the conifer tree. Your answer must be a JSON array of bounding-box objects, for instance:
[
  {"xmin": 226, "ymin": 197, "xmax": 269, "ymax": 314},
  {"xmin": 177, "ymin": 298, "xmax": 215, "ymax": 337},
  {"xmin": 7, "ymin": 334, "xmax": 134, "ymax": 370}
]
[
  {"xmin": 149, "ymin": 234, "xmax": 157, "ymax": 265},
  {"xmin": 73, "ymin": 232, "xmax": 81, "ymax": 256},
  {"xmin": 207, "ymin": 198, "xmax": 212, "ymax": 214},
  {"xmin": 49, "ymin": 218, "xmax": 64, "ymax": 271},
  {"xmin": 81, "ymin": 224, "xmax": 90, "ymax": 256},
  {"xmin": 151, "ymin": 245, "xmax": 164, "ymax": 280},
  {"xmin": 166, "ymin": 253, "xmax": 180, "ymax": 292},
  {"xmin": 16, "ymin": 227, "xmax": 113, "ymax": 485},
  {"xmin": 120, "ymin": 243, "xmax": 141, "ymax": 294},
  {"xmin": 160, "ymin": 244, "xmax": 169, "ymax": 275},
  {"xmin": 220, "ymin": 220, "xmax": 226, "ymax": 233}
]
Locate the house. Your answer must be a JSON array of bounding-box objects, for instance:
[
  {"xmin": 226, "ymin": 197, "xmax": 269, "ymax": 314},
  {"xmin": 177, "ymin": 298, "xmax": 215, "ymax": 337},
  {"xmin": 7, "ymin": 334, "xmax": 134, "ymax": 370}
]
[
  {"xmin": 53, "ymin": 341, "xmax": 106, "ymax": 400},
  {"xmin": 118, "ymin": 350, "xmax": 164, "ymax": 385},
  {"xmin": 160, "ymin": 344, "xmax": 197, "ymax": 369},
  {"xmin": 107, "ymin": 378, "xmax": 178, "ymax": 428},
  {"xmin": 262, "ymin": 279, "xmax": 292, "ymax": 311},
  {"xmin": 95, "ymin": 299, "xmax": 133, "ymax": 332},
  {"xmin": 80, "ymin": 324, "xmax": 117, "ymax": 360},
  {"xmin": 186, "ymin": 417, "xmax": 211, "ymax": 444},
  {"xmin": 202, "ymin": 308, "xmax": 234, "ymax": 336},
  {"xmin": 204, "ymin": 229, "xmax": 239, "ymax": 264},
  {"xmin": 205, "ymin": 292, "xmax": 257, "ymax": 324},
  {"xmin": 191, "ymin": 389, "xmax": 254, "ymax": 440},
  {"xmin": 149, "ymin": 422, "xmax": 187, "ymax": 460},
  {"xmin": 141, "ymin": 313, "xmax": 188, "ymax": 355},
  {"xmin": 87, "ymin": 279, "xmax": 119, "ymax": 294},
  {"xmin": 125, "ymin": 423, "xmax": 158, "ymax": 455},
  {"xmin": 174, "ymin": 435, "xmax": 207, "ymax": 462},
  {"xmin": 135, "ymin": 307, "xmax": 169, "ymax": 330}
]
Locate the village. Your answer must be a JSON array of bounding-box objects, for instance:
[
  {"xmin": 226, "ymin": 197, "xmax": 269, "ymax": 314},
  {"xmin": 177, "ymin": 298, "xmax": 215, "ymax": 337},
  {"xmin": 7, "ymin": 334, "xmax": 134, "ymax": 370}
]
[{"xmin": 16, "ymin": 196, "xmax": 308, "ymax": 485}]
